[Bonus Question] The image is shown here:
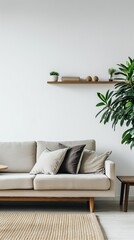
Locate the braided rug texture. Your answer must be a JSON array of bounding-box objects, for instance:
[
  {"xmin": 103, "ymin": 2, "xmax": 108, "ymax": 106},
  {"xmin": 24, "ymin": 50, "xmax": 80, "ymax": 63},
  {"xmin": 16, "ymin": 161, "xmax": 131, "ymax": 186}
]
[{"xmin": 0, "ymin": 211, "xmax": 104, "ymax": 240}]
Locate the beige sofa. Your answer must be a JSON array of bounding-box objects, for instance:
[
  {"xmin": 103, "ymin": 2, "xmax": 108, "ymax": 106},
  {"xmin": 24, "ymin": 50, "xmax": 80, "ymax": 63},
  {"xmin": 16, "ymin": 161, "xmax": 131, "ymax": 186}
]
[{"xmin": 0, "ymin": 140, "xmax": 115, "ymax": 212}]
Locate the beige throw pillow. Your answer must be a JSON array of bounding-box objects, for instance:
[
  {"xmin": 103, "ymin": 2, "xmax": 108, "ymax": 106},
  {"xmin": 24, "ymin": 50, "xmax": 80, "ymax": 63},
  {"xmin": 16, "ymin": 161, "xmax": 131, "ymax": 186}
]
[
  {"xmin": 79, "ymin": 150, "xmax": 112, "ymax": 174},
  {"xmin": 30, "ymin": 148, "xmax": 68, "ymax": 175}
]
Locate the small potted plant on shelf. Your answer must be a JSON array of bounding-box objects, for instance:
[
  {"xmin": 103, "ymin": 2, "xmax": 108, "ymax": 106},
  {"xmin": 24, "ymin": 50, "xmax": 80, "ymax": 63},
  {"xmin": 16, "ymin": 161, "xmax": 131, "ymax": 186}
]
[
  {"xmin": 108, "ymin": 68, "xmax": 116, "ymax": 81},
  {"xmin": 50, "ymin": 71, "xmax": 59, "ymax": 82}
]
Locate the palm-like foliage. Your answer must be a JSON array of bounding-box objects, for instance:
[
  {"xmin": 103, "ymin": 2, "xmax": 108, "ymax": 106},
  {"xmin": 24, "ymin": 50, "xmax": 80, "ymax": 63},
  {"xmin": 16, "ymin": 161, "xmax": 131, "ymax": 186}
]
[
  {"xmin": 115, "ymin": 57, "xmax": 134, "ymax": 82},
  {"xmin": 96, "ymin": 57, "xmax": 134, "ymax": 149}
]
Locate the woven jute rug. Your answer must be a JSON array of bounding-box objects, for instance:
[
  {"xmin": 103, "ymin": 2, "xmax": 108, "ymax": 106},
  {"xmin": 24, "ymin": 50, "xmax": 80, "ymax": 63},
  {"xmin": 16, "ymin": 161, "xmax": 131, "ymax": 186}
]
[{"xmin": 0, "ymin": 211, "xmax": 104, "ymax": 240}]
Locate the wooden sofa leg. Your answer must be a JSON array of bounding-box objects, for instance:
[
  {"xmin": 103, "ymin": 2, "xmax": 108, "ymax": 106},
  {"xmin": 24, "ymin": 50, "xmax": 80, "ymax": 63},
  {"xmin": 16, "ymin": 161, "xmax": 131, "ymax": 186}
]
[{"xmin": 89, "ymin": 197, "xmax": 94, "ymax": 212}]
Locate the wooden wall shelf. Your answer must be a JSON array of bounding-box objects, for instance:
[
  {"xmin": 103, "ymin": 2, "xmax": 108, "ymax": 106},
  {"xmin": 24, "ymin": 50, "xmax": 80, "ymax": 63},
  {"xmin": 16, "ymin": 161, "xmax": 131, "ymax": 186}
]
[{"xmin": 47, "ymin": 81, "xmax": 119, "ymax": 84}]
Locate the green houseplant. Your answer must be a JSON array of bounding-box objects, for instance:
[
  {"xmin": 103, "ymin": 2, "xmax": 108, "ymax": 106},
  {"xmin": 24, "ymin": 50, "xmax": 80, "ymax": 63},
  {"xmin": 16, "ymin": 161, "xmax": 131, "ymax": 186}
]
[
  {"xmin": 96, "ymin": 57, "xmax": 134, "ymax": 149},
  {"xmin": 50, "ymin": 71, "xmax": 59, "ymax": 81}
]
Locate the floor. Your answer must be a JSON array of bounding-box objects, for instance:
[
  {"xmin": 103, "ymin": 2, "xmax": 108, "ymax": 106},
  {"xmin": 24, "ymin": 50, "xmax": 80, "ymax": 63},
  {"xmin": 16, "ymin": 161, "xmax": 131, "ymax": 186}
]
[
  {"xmin": 95, "ymin": 200, "xmax": 134, "ymax": 240},
  {"xmin": 0, "ymin": 200, "xmax": 133, "ymax": 240}
]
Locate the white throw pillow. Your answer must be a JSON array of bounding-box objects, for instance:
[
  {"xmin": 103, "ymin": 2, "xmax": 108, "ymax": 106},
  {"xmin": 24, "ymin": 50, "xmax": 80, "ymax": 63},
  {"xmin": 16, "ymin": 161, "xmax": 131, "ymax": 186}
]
[
  {"xmin": 30, "ymin": 148, "xmax": 68, "ymax": 175},
  {"xmin": 79, "ymin": 150, "xmax": 112, "ymax": 174}
]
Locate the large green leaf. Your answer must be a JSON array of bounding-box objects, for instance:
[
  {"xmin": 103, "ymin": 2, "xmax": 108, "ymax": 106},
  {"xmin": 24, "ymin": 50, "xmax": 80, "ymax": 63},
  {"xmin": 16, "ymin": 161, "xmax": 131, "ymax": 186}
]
[
  {"xmin": 121, "ymin": 132, "xmax": 131, "ymax": 144},
  {"xmin": 117, "ymin": 63, "xmax": 128, "ymax": 69},
  {"xmin": 97, "ymin": 92, "xmax": 106, "ymax": 102},
  {"xmin": 95, "ymin": 106, "xmax": 108, "ymax": 118},
  {"xmin": 128, "ymin": 57, "xmax": 133, "ymax": 64},
  {"xmin": 115, "ymin": 72, "xmax": 127, "ymax": 77},
  {"xmin": 96, "ymin": 102, "xmax": 105, "ymax": 107},
  {"xmin": 125, "ymin": 102, "xmax": 133, "ymax": 108}
]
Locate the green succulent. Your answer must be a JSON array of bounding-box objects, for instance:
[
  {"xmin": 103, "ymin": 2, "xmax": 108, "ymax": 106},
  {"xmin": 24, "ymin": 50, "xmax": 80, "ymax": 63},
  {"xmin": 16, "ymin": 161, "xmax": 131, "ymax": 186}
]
[
  {"xmin": 50, "ymin": 71, "xmax": 59, "ymax": 76},
  {"xmin": 96, "ymin": 57, "xmax": 134, "ymax": 149}
]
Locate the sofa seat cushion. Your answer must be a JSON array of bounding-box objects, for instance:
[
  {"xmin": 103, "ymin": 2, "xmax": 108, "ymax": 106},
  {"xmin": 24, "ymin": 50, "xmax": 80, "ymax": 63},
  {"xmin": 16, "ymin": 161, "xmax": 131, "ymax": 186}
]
[
  {"xmin": 34, "ymin": 174, "xmax": 110, "ymax": 190},
  {"xmin": 0, "ymin": 173, "xmax": 35, "ymax": 190}
]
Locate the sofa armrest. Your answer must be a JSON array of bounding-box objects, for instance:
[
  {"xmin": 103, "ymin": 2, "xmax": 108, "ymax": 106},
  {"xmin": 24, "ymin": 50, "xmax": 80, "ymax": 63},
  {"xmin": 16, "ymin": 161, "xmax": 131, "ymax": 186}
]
[
  {"xmin": 105, "ymin": 160, "xmax": 115, "ymax": 195},
  {"xmin": 105, "ymin": 160, "xmax": 115, "ymax": 180}
]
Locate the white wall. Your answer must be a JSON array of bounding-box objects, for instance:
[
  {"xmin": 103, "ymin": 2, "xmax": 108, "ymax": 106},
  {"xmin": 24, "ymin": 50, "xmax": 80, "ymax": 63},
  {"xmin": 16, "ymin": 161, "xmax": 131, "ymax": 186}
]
[{"xmin": 0, "ymin": 0, "xmax": 134, "ymax": 197}]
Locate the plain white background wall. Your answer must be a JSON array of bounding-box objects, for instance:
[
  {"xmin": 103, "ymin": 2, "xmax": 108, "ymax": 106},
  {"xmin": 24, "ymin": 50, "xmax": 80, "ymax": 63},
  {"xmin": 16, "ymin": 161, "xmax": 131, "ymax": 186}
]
[{"xmin": 0, "ymin": 0, "xmax": 134, "ymax": 197}]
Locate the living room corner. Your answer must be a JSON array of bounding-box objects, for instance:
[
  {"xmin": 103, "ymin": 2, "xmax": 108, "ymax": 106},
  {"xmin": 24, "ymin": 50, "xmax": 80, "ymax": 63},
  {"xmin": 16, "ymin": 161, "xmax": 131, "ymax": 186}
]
[{"xmin": 0, "ymin": 0, "xmax": 133, "ymax": 239}]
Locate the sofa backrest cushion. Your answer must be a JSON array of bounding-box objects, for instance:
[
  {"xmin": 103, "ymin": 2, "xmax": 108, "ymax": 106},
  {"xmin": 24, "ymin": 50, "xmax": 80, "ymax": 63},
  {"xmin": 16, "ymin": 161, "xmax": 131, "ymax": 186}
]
[
  {"xmin": 37, "ymin": 140, "xmax": 96, "ymax": 160},
  {"xmin": 0, "ymin": 142, "xmax": 36, "ymax": 172}
]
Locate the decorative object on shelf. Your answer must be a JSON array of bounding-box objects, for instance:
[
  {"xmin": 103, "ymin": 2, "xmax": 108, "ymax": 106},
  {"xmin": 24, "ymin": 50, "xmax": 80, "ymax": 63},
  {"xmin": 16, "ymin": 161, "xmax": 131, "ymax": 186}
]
[
  {"xmin": 50, "ymin": 71, "xmax": 59, "ymax": 82},
  {"xmin": 61, "ymin": 76, "xmax": 80, "ymax": 82},
  {"xmin": 108, "ymin": 68, "xmax": 116, "ymax": 81},
  {"xmin": 86, "ymin": 76, "xmax": 92, "ymax": 81},
  {"xmin": 96, "ymin": 56, "xmax": 134, "ymax": 149},
  {"xmin": 92, "ymin": 76, "xmax": 99, "ymax": 82}
]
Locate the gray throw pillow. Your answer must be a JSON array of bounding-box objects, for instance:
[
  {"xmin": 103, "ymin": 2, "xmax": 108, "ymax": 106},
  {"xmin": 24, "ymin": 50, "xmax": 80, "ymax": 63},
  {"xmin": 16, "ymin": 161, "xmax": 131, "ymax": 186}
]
[
  {"xmin": 79, "ymin": 150, "xmax": 112, "ymax": 174},
  {"xmin": 58, "ymin": 143, "xmax": 86, "ymax": 174}
]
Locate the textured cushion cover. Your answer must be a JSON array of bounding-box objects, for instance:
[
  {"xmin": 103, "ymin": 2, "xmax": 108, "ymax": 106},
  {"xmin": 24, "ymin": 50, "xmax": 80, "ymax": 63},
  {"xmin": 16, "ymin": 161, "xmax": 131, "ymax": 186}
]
[
  {"xmin": 30, "ymin": 148, "xmax": 68, "ymax": 175},
  {"xmin": 79, "ymin": 150, "xmax": 112, "ymax": 174},
  {"xmin": 34, "ymin": 174, "xmax": 110, "ymax": 190},
  {"xmin": 0, "ymin": 173, "xmax": 35, "ymax": 190},
  {"xmin": 0, "ymin": 142, "xmax": 36, "ymax": 173}
]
